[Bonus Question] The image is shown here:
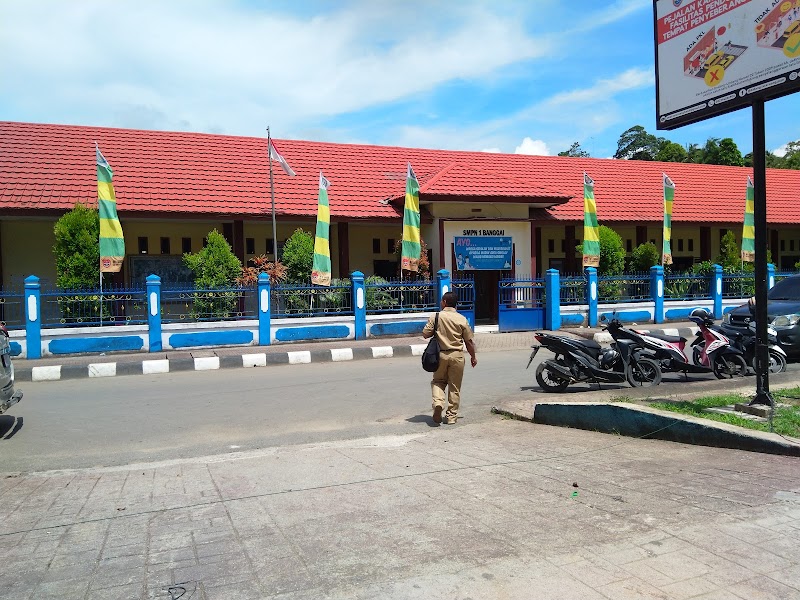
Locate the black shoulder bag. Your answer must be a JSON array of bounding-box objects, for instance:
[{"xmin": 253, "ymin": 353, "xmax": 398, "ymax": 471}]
[{"xmin": 421, "ymin": 313, "xmax": 441, "ymax": 372}]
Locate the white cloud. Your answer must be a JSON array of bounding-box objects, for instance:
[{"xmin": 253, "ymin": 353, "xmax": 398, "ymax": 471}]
[
  {"xmin": 482, "ymin": 148, "xmax": 502, "ymax": 153},
  {"xmin": 0, "ymin": 0, "xmax": 553, "ymax": 136},
  {"xmin": 774, "ymin": 144, "xmax": 788, "ymax": 157},
  {"xmin": 543, "ymin": 68, "xmax": 654, "ymax": 107},
  {"xmin": 514, "ymin": 138, "xmax": 550, "ymax": 155},
  {"xmin": 569, "ymin": 0, "xmax": 648, "ymax": 33}
]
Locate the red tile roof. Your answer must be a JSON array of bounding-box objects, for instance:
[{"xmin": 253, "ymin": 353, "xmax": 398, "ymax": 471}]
[{"xmin": 1, "ymin": 121, "xmax": 799, "ymax": 225}]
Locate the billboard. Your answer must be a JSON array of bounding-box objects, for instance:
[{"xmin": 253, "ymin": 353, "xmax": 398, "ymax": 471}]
[
  {"xmin": 655, "ymin": 0, "xmax": 800, "ymax": 130},
  {"xmin": 454, "ymin": 237, "xmax": 513, "ymax": 270}
]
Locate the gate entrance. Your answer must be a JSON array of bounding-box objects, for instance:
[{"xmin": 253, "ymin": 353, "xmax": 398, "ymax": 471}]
[{"xmin": 473, "ymin": 270, "xmax": 499, "ymax": 323}]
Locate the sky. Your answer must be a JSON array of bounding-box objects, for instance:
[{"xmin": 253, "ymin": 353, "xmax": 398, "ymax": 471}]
[{"xmin": 1, "ymin": 0, "xmax": 798, "ymax": 159}]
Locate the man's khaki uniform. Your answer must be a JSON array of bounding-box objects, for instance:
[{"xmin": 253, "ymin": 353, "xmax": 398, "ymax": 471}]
[{"xmin": 422, "ymin": 307, "xmax": 474, "ymax": 422}]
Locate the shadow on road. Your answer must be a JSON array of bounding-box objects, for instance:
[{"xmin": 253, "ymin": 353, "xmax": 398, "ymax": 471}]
[
  {"xmin": 0, "ymin": 415, "xmax": 23, "ymax": 440},
  {"xmin": 519, "ymin": 384, "xmax": 629, "ymax": 394},
  {"xmin": 406, "ymin": 414, "xmax": 441, "ymax": 427}
]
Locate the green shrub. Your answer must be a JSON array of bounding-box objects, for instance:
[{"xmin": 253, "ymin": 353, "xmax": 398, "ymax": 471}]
[
  {"xmin": 183, "ymin": 230, "xmax": 242, "ymax": 319},
  {"xmin": 598, "ymin": 226, "xmax": 625, "ymax": 276},
  {"xmin": 629, "ymin": 242, "xmax": 660, "ymax": 272},
  {"xmin": 365, "ymin": 275, "xmax": 399, "ymax": 310},
  {"xmin": 52, "ymin": 203, "xmax": 106, "ymax": 322},
  {"xmin": 282, "ymin": 228, "xmax": 314, "ymax": 284}
]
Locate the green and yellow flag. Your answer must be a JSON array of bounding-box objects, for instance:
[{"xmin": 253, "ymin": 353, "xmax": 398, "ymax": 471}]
[
  {"xmin": 97, "ymin": 144, "xmax": 125, "ymax": 273},
  {"xmin": 401, "ymin": 162, "xmax": 421, "ymax": 272},
  {"xmin": 582, "ymin": 172, "xmax": 599, "ymax": 268},
  {"xmin": 662, "ymin": 173, "xmax": 675, "ymax": 266},
  {"xmin": 741, "ymin": 176, "xmax": 755, "ymax": 262},
  {"xmin": 311, "ymin": 171, "xmax": 332, "ymax": 286}
]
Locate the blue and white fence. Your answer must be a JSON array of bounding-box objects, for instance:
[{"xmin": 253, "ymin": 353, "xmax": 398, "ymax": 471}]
[
  {"xmin": 7, "ymin": 271, "xmax": 457, "ymax": 359},
  {"xmin": 3, "ymin": 265, "xmax": 788, "ymax": 356},
  {"xmin": 497, "ymin": 264, "xmax": 780, "ymax": 333}
]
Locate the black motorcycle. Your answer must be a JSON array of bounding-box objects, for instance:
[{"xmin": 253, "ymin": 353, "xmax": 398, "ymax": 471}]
[{"xmin": 528, "ymin": 331, "xmax": 661, "ymax": 392}]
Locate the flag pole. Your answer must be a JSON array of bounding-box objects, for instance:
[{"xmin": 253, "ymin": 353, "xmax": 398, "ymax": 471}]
[
  {"xmin": 99, "ymin": 270, "xmax": 103, "ymax": 326},
  {"xmin": 96, "ymin": 140, "xmax": 103, "ymax": 327},
  {"xmin": 267, "ymin": 127, "xmax": 278, "ymax": 262}
]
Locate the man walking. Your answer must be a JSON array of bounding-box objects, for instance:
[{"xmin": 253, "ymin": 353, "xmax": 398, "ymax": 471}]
[{"xmin": 422, "ymin": 291, "xmax": 477, "ymax": 424}]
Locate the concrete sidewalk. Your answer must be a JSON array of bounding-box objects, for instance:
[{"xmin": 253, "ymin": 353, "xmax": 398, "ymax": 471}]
[
  {"xmin": 12, "ymin": 321, "xmax": 701, "ymax": 382},
  {"xmin": 1, "ymin": 419, "xmax": 798, "ymax": 599}
]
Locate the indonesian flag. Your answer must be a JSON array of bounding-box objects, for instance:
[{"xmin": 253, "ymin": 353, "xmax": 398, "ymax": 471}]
[{"xmin": 268, "ymin": 139, "xmax": 296, "ymax": 176}]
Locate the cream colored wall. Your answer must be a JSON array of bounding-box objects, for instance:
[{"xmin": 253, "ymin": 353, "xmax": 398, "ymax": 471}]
[
  {"xmin": 1, "ymin": 219, "xmax": 58, "ymax": 286},
  {"xmin": 670, "ymin": 227, "xmax": 699, "ymax": 260},
  {"xmin": 348, "ymin": 224, "xmax": 402, "ymax": 275},
  {"xmin": 538, "ymin": 225, "xmax": 574, "ymax": 271},
  {"xmin": 6, "ymin": 215, "xmax": 800, "ymax": 290},
  {"xmin": 122, "ymin": 220, "xmax": 224, "ymax": 257},
  {"xmin": 428, "ymin": 203, "xmax": 529, "ymax": 220}
]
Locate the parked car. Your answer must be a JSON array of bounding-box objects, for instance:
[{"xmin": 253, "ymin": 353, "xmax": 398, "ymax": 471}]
[
  {"xmin": 722, "ymin": 274, "xmax": 800, "ymax": 359},
  {"xmin": 1, "ymin": 325, "xmax": 23, "ymax": 415}
]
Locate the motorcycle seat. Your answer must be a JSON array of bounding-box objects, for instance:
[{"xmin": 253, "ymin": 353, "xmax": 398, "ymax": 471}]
[
  {"xmin": 575, "ymin": 338, "xmax": 601, "ymax": 357},
  {"xmin": 644, "ymin": 332, "xmax": 686, "ymax": 343}
]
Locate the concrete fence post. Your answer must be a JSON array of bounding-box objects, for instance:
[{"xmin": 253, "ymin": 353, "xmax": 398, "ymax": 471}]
[
  {"xmin": 436, "ymin": 269, "xmax": 451, "ymax": 306},
  {"xmin": 258, "ymin": 273, "xmax": 271, "ymax": 346},
  {"xmin": 767, "ymin": 263, "xmax": 775, "ymax": 290},
  {"xmin": 711, "ymin": 264, "xmax": 723, "ymax": 319},
  {"xmin": 545, "ymin": 269, "xmax": 561, "ymax": 331},
  {"xmin": 650, "ymin": 265, "xmax": 664, "ymax": 324},
  {"xmin": 352, "ymin": 271, "xmax": 366, "ymax": 340},
  {"xmin": 24, "ymin": 275, "xmax": 41, "ymax": 359},
  {"xmin": 146, "ymin": 274, "xmax": 162, "ymax": 352},
  {"xmin": 585, "ymin": 266, "xmax": 598, "ymax": 327}
]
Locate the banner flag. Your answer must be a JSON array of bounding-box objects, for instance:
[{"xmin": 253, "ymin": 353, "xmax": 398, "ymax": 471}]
[
  {"xmin": 582, "ymin": 172, "xmax": 600, "ymax": 268},
  {"xmin": 311, "ymin": 171, "xmax": 332, "ymax": 286},
  {"xmin": 663, "ymin": 173, "xmax": 675, "ymax": 266},
  {"xmin": 97, "ymin": 144, "xmax": 125, "ymax": 273},
  {"xmin": 268, "ymin": 139, "xmax": 296, "ymax": 177},
  {"xmin": 401, "ymin": 162, "xmax": 421, "ymax": 272},
  {"xmin": 741, "ymin": 176, "xmax": 755, "ymax": 262}
]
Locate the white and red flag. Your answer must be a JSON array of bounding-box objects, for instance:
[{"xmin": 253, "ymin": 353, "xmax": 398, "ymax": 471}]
[{"xmin": 268, "ymin": 139, "xmax": 296, "ymax": 176}]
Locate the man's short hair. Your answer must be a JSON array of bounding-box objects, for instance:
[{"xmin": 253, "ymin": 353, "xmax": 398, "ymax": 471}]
[{"xmin": 442, "ymin": 291, "xmax": 458, "ymax": 307}]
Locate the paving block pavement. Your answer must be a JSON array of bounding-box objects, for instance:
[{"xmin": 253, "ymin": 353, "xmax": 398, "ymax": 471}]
[
  {"xmin": 11, "ymin": 322, "xmax": 700, "ymax": 383},
  {"xmin": 1, "ymin": 420, "xmax": 798, "ymax": 599}
]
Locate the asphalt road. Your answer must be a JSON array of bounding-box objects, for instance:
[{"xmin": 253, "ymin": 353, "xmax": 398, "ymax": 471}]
[
  {"xmin": 0, "ymin": 349, "xmax": 540, "ymax": 472},
  {"xmin": 3, "ymin": 348, "xmax": 792, "ymax": 473}
]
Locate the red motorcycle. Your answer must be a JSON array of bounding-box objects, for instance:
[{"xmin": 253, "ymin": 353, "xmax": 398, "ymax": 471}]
[
  {"xmin": 603, "ymin": 310, "xmax": 747, "ymax": 379},
  {"xmin": 687, "ymin": 309, "xmax": 749, "ymax": 378}
]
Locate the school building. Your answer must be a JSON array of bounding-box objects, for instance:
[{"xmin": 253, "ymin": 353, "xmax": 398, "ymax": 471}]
[{"xmin": 2, "ymin": 121, "xmax": 800, "ymax": 323}]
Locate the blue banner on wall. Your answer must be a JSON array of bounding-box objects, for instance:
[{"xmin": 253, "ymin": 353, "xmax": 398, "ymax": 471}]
[{"xmin": 454, "ymin": 236, "xmax": 513, "ymax": 270}]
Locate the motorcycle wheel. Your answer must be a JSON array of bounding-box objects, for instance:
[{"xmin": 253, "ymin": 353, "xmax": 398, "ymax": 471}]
[
  {"xmin": 757, "ymin": 350, "xmax": 787, "ymax": 374},
  {"xmin": 535, "ymin": 362, "xmax": 570, "ymax": 393},
  {"xmin": 691, "ymin": 344, "xmax": 704, "ymax": 366},
  {"xmin": 712, "ymin": 353, "xmax": 748, "ymax": 379},
  {"xmin": 626, "ymin": 358, "xmax": 662, "ymax": 387}
]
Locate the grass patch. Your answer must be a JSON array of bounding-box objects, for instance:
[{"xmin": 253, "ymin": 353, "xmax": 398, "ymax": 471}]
[
  {"xmin": 648, "ymin": 392, "xmax": 800, "ymax": 437},
  {"xmin": 610, "ymin": 396, "xmax": 635, "ymax": 403},
  {"xmin": 773, "ymin": 387, "xmax": 800, "ymax": 406}
]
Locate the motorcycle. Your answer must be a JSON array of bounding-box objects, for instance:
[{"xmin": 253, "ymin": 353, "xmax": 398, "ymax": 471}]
[
  {"xmin": 691, "ymin": 320, "xmax": 787, "ymax": 374},
  {"xmin": 602, "ymin": 310, "xmax": 746, "ymax": 379},
  {"xmin": 1, "ymin": 324, "xmax": 23, "ymax": 415},
  {"xmin": 528, "ymin": 329, "xmax": 661, "ymax": 392},
  {"xmin": 686, "ymin": 309, "xmax": 749, "ymax": 378}
]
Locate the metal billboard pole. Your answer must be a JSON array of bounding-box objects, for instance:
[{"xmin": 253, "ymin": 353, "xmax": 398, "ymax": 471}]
[{"xmin": 750, "ymin": 100, "xmax": 772, "ymax": 407}]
